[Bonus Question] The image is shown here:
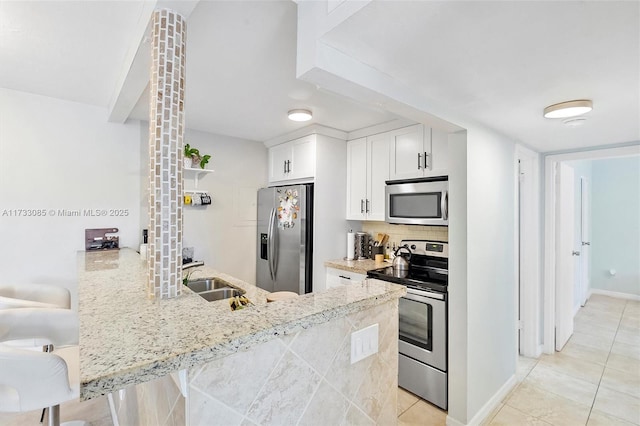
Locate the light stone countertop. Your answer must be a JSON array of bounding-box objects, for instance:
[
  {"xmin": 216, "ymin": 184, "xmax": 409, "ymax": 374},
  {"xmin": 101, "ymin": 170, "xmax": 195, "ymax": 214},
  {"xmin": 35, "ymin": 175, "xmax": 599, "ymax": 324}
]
[
  {"xmin": 324, "ymin": 258, "xmax": 391, "ymax": 274},
  {"xmin": 78, "ymin": 248, "xmax": 405, "ymax": 400}
]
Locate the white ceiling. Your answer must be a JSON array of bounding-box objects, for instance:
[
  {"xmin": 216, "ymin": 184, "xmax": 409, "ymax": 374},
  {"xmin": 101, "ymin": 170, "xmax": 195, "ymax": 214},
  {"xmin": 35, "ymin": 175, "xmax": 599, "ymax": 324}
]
[
  {"xmin": 1, "ymin": 1, "xmax": 638, "ymax": 151},
  {"xmin": 321, "ymin": 1, "xmax": 640, "ymax": 152}
]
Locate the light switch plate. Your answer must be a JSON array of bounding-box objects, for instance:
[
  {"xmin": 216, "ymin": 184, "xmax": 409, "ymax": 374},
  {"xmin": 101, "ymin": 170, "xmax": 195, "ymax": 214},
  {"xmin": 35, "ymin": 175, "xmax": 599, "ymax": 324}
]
[{"xmin": 350, "ymin": 323, "xmax": 379, "ymax": 364}]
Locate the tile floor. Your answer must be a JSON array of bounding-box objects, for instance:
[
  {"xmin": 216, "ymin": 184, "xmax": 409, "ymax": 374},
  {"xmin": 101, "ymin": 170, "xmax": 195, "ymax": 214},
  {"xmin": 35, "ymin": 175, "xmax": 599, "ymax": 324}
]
[
  {"xmin": 398, "ymin": 294, "xmax": 640, "ymax": 426},
  {"xmin": 2, "ymin": 295, "xmax": 638, "ymax": 425}
]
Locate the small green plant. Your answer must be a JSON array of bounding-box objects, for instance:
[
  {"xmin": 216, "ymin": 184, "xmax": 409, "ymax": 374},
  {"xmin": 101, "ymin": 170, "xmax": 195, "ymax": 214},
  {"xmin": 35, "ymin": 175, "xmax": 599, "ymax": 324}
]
[
  {"xmin": 184, "ymin": 144, "xmax": 211, "ymax": 169},
  {"xmin": 182, "ymin": 270, "xmax": 193, "ymax": 286}
]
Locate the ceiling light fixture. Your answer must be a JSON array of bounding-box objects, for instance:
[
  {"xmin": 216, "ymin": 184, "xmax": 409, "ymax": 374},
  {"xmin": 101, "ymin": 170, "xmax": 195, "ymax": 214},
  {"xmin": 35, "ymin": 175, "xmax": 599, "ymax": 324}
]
[
  {"xmin": 543, "ymin": 100, "xmax": 593, "ymax": 119},
  {"xmin": 288, "ymin": 109, "xmax": 312, "ymax": 122}
]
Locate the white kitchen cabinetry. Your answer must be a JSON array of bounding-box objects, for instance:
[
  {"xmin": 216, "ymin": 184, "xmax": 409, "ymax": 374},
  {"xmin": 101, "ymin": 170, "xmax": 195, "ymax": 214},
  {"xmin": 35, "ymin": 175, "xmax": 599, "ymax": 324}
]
[
  {"xmin": 326, "ymin": 267, "xmax": 366, "ymax": 289},
  {"xmin": 346, "ymin": 133, "xmax": 389, "ymax": 221},
  {"xmin": 389, "ymin": 124, "xmax": 448, "ymax": 181},
  {"xmin": 268, "ymin": 135, "xmax": 316, "ymax": 184}
]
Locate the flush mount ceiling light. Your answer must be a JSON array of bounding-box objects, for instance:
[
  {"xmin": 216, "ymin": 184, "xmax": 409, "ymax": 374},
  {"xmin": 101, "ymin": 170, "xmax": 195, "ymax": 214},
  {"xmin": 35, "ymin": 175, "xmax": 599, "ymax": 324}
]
[
  {"xmin": 543, "ymin": 100, "xmax": 593, "ymax": 119},
  {"xmin": 288, "ymin": 109, "xmax": 312, "ymax": 122}
]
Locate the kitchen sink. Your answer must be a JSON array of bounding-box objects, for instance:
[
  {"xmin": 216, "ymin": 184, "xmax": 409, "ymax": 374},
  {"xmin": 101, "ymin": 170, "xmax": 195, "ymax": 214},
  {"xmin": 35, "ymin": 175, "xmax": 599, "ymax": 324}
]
[
  {"xmin": 186, "ymin": 278, "xmax": 234, "ymax": 293},
  {"xmin": 197, "ymin": 288, "xmax": 243, "ymax": 302},
  {"xmin": 186, "ymin": 277, "xmax": 245, "ymax": 302}
]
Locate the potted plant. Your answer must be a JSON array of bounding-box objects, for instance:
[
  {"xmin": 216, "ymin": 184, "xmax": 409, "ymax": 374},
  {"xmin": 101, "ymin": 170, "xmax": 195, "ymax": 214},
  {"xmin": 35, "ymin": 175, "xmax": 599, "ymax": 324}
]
[{"xmin": 183, "ymin": 144, "xmax": 211, "ymax": 169}]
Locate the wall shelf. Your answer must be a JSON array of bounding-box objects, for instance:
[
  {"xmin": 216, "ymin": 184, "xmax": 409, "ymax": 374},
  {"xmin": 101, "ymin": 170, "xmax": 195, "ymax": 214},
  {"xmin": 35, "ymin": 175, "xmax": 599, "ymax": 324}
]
[{"xmin": 184, "ymin": 167, "xmax": 214, "ymax": 188}]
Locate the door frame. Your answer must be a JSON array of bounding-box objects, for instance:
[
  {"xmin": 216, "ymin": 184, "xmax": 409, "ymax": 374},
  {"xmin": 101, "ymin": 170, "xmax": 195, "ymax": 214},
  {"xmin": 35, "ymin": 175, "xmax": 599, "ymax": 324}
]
[
  {"xmin": 516, "ymin": 144, "xmax": 541, "ymax": 358},
  {"xmin": 542, "ymin": 144, "xmax": 640, "ymax": 354}
]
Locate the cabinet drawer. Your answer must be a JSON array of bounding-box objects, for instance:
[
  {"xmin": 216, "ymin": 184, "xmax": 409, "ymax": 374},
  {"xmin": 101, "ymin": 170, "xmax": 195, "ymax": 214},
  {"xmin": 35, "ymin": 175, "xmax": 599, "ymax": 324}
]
[{"xmin": 326, "ymin": 267, "xmax": 366, "ymax": 288}]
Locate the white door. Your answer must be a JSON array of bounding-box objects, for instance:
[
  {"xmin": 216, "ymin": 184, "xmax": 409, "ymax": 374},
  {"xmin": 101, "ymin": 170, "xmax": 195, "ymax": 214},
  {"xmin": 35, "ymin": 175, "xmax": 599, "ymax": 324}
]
[
  {"xmin": 580, "ymin": 178, "xmax": 590, "ymax": 306},
  {"xmin": 346, "ymin": 138, "xmax": 367, "ymax": 220},
  {"xmin": 555, "ymin": 163, "xmax": 576, "ymax": 351},
  {"xmin": 367, "ymin": 133, "xmax": 390, "ymax": 221}
]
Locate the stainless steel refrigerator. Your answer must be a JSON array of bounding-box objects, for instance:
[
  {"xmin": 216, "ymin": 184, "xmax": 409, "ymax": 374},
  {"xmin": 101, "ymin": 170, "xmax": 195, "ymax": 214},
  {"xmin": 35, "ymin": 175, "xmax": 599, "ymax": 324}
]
[{"xmin": 256, "ymin": 184, "xmax": 313, "ymax": 294}]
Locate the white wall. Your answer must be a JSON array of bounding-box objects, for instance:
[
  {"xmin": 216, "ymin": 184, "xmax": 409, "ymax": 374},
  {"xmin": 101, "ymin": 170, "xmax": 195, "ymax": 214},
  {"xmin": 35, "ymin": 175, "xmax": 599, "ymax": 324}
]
[
  {"xmin": 448, "ymin": 127, "xmax": 517, "ymax": 423},
  {"xmin": 0, "ymin": 88, "xmax": 142, "ymax": 308},
  {"xmin": 464, "ymin": 127, "xmax": 517, "ymax": 419},
  {"xmin": 590, "ymin": 156, "xmax": 640, "ymax": 296},
  {"xmin": 313, "ymin": 134, "xmax": 349, "ymax": 291},
  {"xmin": 139, "ymin": 126, "xmax": 268, "ymax": 284}
]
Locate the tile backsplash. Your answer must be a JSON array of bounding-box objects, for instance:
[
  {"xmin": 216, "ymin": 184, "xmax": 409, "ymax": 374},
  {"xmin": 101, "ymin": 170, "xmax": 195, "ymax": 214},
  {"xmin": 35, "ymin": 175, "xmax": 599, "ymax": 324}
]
[{"xmin": 362, "ymin": 222, "xmax": 448, "ymax": 248}]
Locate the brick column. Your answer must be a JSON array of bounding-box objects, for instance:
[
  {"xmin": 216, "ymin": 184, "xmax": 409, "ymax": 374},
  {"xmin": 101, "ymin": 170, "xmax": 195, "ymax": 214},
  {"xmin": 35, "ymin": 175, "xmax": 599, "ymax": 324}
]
[{"xmin": 147, "ymin": 9, "xmax": 186, "ymax": 299}]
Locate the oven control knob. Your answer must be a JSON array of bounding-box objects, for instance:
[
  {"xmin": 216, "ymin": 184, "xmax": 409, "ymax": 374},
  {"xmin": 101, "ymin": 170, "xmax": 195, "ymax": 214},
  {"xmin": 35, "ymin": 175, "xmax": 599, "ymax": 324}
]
[{"xmin": 410, "ymin": 244, "xmax": 416, "ymax": 250}]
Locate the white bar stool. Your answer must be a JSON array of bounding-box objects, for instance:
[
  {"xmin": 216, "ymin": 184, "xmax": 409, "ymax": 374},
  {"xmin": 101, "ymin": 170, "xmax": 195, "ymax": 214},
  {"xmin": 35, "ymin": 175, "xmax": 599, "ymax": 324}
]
[{"xmin": 0, "ymin": 308, "xmax": 86, "ymax": 426}]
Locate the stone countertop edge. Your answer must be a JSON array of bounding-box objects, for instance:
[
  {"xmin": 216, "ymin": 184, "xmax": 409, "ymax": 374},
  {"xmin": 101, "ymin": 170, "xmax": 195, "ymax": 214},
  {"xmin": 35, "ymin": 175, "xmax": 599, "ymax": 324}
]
[
  {"xmin": 78, "ymin": 248, "xmax": 406, "ymax": 400},
  {"xmin": 324, "ymin": 258, "xmax": 391, "ymax": 274}
]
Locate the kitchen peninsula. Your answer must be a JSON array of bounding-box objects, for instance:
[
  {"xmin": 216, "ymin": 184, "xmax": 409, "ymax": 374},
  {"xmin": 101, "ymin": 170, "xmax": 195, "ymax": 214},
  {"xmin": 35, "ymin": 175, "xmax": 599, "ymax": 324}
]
[{"xmin": 78, "ymin": 248, "xmax": 405, "ymax": 425}]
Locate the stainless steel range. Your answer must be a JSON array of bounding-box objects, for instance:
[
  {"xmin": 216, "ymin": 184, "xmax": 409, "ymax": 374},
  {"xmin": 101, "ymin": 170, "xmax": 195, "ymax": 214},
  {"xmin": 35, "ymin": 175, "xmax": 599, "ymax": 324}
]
[{"xmin": 367, "ymin": 240, "xmax": 448, "ymax": 410}]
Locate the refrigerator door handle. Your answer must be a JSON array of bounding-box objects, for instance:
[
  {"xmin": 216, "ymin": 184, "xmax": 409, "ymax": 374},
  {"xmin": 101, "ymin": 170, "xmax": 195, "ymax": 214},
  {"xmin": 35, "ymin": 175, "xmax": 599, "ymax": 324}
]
[
  {"xmin": 267, "ymin": 208, "xmax": 276, "ymax": 281},
  {"xmin": 268, "ymin": 207, "xmax": 279, "ymax": 281}
]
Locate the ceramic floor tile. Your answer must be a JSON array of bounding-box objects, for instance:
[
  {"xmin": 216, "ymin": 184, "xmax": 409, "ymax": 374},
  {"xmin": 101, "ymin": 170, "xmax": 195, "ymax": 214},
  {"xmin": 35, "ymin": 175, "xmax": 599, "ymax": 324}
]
[
  {"xmin": 488, "ymin": 405, "xmax": 552, "ymax": 425},
  {"xmin": 397, "ymin": 399, "xmax": 446, "ymax": 426},
  {"xmin": 524, "ymin": 362, "xmax": 598, "ymax": 406},
  {"xmin": 561, "ymin": 340, "xmax": 610, "ymax": 365},
  {"xmin": 481, "ymin": 402, "xmax": 505, "ymax": 425},
  {"xmin": 593, "ymin": 386, "xmax": 640, "ymax": 425},
  {"xmin": 516, "ymin": 356, "xmax": 538, "ymax": 381},
  {"xmin": 574, "ymin": 320, "xmax": 618, "ymax": 340},
  {"xmin": 569, "ymin": 330, "xmax": 616, "ymax": 352},
  {"xmin": 397, "ymin": 387, "xmax": 419, "ymax": 416},
  {"xmin": 611, "ymin": 340, "xmax": 640, "ymax": 361},
  {"xmin": 616, "ymin": 329, "xmax": 640, "ymax": 346},
  {"xmin": 607, "ymin": 352, "xmax": 640, "ymax": 373},
  {"xmin": 505, "ymin": 381, "xmax": 591, "ymax": 426},
  {"xmin": 600, "ymin": 365, "xmax": 640, "ymax": 399},
  {"xmin": 588, "ymin": 409, "xmax": 638, "ymax": 426},
  {"xmin": 538, "ymin": 351, "xmax": 605, "ymax": 384}
]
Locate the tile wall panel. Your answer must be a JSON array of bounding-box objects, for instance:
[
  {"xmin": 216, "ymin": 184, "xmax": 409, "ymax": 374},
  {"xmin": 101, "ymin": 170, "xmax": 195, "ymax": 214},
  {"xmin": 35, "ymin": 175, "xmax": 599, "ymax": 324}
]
[
  {"xmin": 188, "ymin": 300, "xmax": 399, "ymax": 425},
  {"xmin": 147, "ymin": 9, "xmax": 186, "ymax": 299}
]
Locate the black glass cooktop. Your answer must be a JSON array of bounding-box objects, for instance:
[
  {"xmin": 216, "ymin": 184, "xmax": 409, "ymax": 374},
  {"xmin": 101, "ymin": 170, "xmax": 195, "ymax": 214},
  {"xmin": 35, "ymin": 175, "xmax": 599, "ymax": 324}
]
[{"xmin": 367, "ymin": 265, "xmax": 448, "ymax": 293}]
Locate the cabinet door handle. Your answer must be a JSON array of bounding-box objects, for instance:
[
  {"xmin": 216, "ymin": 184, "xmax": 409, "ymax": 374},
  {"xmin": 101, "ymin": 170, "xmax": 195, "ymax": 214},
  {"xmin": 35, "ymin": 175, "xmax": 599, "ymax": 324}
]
[
  {"xmin": 287, "ymin": 160, "xmax": 291, "ymax": 173},
  {"xmin": 424, "ymin": 152, "xmax": 429, "ymax": 169},
  {"xmin": 283, "ymin": 160, "xmax": 287, "ymax": 174},
  {"xmin": 417, "ymin": 153, "xmax": 422, "ymax": 170},
  {"xmin": 360, "ymin": 199, "xmax": 365, "ymax": 214},
  {"xmin": 366, "ymin": 199, "xmax": 370, "ymax": 213},
  {"xmin": 338, "ymin": 275, "xmax": 351, "ymax": 280}
]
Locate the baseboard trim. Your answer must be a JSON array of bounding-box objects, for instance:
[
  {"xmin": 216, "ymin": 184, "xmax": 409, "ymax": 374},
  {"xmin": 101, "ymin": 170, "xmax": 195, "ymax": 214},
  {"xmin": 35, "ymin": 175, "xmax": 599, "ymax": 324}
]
[
  {"xmin": 445, "ymin": 374, "xmax": 517, "ymax": 426},
  {"xmin": 589, "ymin": 289, "xmax": 640, "ymax": 301}
]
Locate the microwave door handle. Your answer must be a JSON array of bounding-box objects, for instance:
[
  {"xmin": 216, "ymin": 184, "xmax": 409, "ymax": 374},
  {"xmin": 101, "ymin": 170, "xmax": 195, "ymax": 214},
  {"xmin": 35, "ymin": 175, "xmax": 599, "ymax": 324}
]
[{"xmin": 441, "ymin": 190, "xmax": 448, "ymax": 220}]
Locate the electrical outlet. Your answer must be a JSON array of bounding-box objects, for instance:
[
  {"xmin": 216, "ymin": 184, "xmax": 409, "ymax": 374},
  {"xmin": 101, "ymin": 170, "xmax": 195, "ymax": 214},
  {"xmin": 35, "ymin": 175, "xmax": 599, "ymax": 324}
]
[{"xmin": 350, "ymin": 323, "xmax": 379, "ymax": 364}]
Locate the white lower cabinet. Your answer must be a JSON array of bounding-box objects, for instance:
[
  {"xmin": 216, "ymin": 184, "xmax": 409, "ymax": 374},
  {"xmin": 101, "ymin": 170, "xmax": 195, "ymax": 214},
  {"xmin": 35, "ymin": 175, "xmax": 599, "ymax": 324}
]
[{"xmin": 326, "ymin": 267, "xmax": 366, "ymax": 289}]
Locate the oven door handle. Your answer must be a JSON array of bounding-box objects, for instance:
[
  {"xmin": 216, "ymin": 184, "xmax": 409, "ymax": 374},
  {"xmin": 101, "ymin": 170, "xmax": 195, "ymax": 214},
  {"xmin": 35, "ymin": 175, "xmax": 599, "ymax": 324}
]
[{"xmin": 405, "ymin": 287, "xmax": 445, "ymax": 301}]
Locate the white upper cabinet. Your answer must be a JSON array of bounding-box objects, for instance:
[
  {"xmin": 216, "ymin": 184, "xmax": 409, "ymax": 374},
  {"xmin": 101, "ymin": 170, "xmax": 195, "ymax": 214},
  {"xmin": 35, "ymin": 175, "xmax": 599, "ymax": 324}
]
[
  {"xmin": 366, "ymin": 132, "xmax": 390, "ymax": 221},
  {"xmin": 346, "ymin": 134, "xmax": 389, "ymax": 221},
  {"xmin": 428, "ymin": 127, "xmax": 449, "ymax": 177},
  {"xmin": 389, "ymin": 124, "xmax": 448, "ymax": 181},
  {"xmin": 268, "ymin": 135, "xmax": 316, "ymax": 184},
  {"xmin": 346, "ymin": 137, "xmax": 368, "ymax": 220},
  {"xmin": 389, "ymin": 124, "xmax": 426, "ymax": 181}
]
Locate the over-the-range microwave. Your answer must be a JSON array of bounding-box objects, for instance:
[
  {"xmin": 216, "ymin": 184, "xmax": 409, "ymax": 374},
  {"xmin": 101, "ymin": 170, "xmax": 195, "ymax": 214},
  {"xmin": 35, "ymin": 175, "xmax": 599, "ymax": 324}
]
[{"xmin": 385, "ymin": 177, "xmax": 448, "ymax": 226}]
